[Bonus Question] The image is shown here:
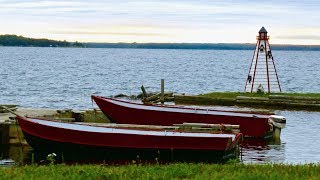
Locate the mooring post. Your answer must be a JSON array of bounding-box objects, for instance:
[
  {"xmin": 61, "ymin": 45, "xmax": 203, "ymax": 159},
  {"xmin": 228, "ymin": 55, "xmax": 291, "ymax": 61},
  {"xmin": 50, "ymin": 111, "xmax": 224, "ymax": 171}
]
[
  {"xmin": 141, "ymin": 85, "xmax": 148, "ymax": 98},
  {"xmin": 160, "ymin": 79, "xmax": 164, "ymax": 104},
  {"xmin": 0, "ymin": 124, "xmax": 10, "ymax": 145}
]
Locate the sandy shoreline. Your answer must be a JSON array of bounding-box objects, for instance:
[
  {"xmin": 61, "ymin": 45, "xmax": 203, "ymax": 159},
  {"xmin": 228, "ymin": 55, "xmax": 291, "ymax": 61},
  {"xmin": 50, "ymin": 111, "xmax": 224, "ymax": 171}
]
[{"xmin": 0, "ymin": 108, "xmax": 58, "ymax": 123}]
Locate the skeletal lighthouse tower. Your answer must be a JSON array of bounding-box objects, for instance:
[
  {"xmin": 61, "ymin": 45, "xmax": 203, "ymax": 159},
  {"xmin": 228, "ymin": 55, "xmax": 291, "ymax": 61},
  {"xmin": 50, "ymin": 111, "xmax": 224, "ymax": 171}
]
[{"xmin": 244, "ymin": 27, "xmax": 281, "ymax": 93}]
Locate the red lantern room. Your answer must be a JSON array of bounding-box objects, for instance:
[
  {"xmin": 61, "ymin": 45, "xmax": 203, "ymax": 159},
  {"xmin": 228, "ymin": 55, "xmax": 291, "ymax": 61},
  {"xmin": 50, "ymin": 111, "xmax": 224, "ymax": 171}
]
[{"xmin": 244, "ymin": 27, "xmax": 281, "ymax": 93}]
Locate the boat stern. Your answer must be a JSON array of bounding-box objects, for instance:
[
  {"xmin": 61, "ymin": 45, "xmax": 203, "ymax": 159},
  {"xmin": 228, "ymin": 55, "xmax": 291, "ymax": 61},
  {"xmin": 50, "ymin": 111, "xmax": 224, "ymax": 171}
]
[
  {"xmin": 268, "ymin": 115, "xmax": 286, "ymax": 139},
  {"xmin": 224, "ymin": 133, "xmax": 243, "ymax": 160}
]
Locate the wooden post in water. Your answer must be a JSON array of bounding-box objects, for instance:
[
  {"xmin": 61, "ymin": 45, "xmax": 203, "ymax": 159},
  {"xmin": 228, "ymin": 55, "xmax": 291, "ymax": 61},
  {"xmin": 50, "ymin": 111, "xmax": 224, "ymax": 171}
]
[
  {"xmin": 141, "ymin": 85, "xmax": 148, "ymax": 98},
  {"xmin": 0, "ymin": 124, "xmax": 10, "ymax": 145},
  {"xmin": 160, "ymin": 79, "xmax": 164, "ymax": 104}
]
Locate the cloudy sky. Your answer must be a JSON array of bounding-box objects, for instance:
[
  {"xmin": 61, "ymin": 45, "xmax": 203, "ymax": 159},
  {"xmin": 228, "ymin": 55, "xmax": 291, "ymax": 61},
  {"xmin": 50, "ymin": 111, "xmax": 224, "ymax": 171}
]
[{"xmin": 0, "ymin": 0, "xmax": 319, "ymax": 44}]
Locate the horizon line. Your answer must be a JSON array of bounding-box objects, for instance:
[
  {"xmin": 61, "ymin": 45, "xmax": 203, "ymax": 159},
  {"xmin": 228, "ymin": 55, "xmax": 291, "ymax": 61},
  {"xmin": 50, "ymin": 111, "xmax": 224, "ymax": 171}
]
[{"xmin": 1, "ymin": 34, "xmax": 320, "ymax": 46}]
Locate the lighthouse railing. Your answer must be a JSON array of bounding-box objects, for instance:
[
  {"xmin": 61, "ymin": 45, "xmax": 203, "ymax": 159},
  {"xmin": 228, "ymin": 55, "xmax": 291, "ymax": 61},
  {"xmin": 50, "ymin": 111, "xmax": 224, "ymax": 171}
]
[{"xmin": 256, "ymin": 36, "xmax": 270, "ymax": 40}]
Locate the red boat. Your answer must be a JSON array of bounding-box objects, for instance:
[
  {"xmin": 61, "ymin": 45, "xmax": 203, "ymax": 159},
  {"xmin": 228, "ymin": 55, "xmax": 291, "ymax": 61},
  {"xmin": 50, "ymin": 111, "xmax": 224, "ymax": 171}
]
[
  {"xmin": 91, "ymin": 95, "xmax": 286, "ymax": 139},
  {"xmin": 16, "ymin": 116, "xmax": 243, "ymax": 162}
]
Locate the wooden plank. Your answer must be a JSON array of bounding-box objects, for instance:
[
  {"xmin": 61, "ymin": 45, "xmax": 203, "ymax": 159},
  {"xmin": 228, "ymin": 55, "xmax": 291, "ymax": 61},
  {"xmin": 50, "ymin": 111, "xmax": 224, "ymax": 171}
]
[
  {"xmin": 236, "ymin": 96, "xmax": 269, "ymax": 101},
  {"xmin": 0, "ymin": 107, "xmax": 17, "ymax": 113},
  {"xmin": 173, "ymin": 123, "xmax": 239, "ymax": 132},
  {"xmin": 143, "ymin": 93, "xmax": 161, "ymax": 102},
  {"xmin": 269, "ymin": 99, "xmax": 320, "ymax": 104},
  {"xmin": 164, "ymin": 96, "xmax": 174, "ymax": 102},
  {"xmin": 0, "ymin": 105, "xmax": 18, "ymax": 113},
  {"xmin": 269, "ymin": 95, "xmax": 320, "ymax": 101},
  {"xmin": 182, "ymin": 123, "xmax": 240, "ymax": 129},
  {"xmin": 54, "ymin": 118, "xmax": 75, "ymax": 122},
  {"xmin": 0, "ymin": 104, "xmax": 17, "ymax": 108},
  {"xmin": 0, "ymin": 106, "xmax": 20, "ymax": 116},
  {"xmin": 74, "ymin": 122, "xmax": 178, "ymax": 130},
  {"xmin": 175, "ymin": 123, "xmax": 239, "ymax": 131},
  {"xmin": 161, "ymin": 79, "xmax": 164, "ymax": 104},
  {"xmin": 72, "ymin": 122, "xmax": 239, "ymax": 133}
]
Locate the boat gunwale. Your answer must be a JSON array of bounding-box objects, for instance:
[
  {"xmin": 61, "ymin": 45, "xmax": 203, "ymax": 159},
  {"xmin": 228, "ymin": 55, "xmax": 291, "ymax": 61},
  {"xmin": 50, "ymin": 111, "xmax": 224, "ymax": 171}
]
[
  {"xmin": 19, "ymin": 116, "xmax": 238, "ymax": 139},
  {"xmin": 93, "ymin": 95, "xmax": 270, "ymax": 119},
  {"xmin": 17, "ymin": 116, "xmax": 242, "ymax": 151}
]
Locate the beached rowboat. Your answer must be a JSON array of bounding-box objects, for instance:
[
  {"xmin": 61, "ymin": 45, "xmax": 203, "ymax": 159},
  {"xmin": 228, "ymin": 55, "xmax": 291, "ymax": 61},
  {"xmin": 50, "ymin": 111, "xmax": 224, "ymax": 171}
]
[
  {"xmin": 91, "ymin": 95, "xmax": 286, "ymax": 139},
  {"xmin": 16, "ymin": 116, "xmax": 243, "ymax": 162}
]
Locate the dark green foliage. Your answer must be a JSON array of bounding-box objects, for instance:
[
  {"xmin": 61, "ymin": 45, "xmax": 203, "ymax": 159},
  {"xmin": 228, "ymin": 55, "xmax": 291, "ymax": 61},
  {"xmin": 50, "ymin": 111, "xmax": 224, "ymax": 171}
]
[
  {"xmin": 2, "ymin": 35, "xmax": 319, "ymax": 50},
  {"xmin": 0, "ymin": 35, "xmax": 83, "ymax": 47},
  {"xmin": 202, "ymin": 92, "xmax": 320, "ymax": 98},
  {"xmin": 85, "ymin": 42, "xmax": 320, "ymax": 50}
]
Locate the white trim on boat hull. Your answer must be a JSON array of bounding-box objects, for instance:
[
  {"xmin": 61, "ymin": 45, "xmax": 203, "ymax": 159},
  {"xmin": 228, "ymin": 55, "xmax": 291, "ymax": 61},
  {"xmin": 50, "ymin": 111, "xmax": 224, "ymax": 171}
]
[{"xmin": 109, "ymin": 99, "xmax": 269, "ymax": 119}]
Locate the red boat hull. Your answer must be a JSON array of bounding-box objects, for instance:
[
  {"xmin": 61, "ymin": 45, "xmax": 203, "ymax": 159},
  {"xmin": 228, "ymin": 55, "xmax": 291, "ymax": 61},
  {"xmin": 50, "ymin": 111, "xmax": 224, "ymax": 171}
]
[
  {"xmin": 23, "ymin": 131, "xmax": 239, "ymax": 163},
  {"xmin": 92, "ymin": 96, "xmax": 273, "ymax": 138},
  {"xmin": 16, "ymin": 116, "xmax": 242, "ymax": 152}
]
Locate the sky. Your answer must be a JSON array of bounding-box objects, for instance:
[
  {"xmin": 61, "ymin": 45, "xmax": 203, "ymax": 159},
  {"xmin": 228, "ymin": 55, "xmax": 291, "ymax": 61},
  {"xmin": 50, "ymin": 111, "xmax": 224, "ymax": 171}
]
[{"xmin": 0, "ymin": 0, "xmax": 320, "ymax": 44}]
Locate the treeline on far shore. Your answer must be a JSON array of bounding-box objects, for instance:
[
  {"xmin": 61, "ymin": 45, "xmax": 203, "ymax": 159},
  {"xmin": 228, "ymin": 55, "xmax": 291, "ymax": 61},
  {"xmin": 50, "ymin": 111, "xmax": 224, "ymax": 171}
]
[
  {"xmin": 1, "ymin": 34, "xmax": 320, "ymax": 50},
  {"xmin": 86, "ymin": 42, "xmax": 320, "ymax": 51},
  {"xmin": 0, "ymin": 34, "xmax": 84, "ymax": 47}
]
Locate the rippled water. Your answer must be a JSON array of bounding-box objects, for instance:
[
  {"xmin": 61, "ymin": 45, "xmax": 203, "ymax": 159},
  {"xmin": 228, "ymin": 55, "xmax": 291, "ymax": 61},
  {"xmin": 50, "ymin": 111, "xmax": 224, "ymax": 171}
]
[
  {"xmin": 1, "ymin": 47, "xmax": 320, "ymax": 164},
  {"xmin": 242, "ymin": 110, "xmax": 320, "ymax": 164},
  {"xmin": 1, "ymin": 47, "xmax": 319, "ymax": 109}
]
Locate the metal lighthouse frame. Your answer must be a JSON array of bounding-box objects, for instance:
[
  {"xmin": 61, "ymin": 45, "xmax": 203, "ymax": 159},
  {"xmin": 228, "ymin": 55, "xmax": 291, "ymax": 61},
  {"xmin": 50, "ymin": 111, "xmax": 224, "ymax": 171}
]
[{"xmin": 245, "ymin": 27, "xmax": 281, "ymax": 93}]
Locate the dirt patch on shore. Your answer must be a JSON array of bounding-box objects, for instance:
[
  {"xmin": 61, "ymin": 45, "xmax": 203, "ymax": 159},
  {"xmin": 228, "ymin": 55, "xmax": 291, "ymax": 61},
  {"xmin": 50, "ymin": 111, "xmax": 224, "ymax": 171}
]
[{"xmin": 0, "ymin": 108, "xmax": 57, "ymax": 122}]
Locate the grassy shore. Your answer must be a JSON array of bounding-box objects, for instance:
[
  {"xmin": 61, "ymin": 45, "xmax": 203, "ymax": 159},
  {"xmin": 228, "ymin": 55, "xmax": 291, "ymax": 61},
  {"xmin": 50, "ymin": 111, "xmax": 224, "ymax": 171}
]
[
  {"xmin": 174, "ymin": 92, "xmax": 320, "ymax": 111},
  {"xmin": 1, "ymin": 163, "xmax": 320, "ymax": 179},
  {"xmin": 201, "ymin": 92, "xmax": 320, "ymax": 99}
]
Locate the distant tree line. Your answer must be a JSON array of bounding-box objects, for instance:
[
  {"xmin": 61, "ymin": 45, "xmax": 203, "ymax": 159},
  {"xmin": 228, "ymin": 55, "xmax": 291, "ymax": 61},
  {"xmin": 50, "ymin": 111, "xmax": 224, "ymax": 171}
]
[
  {"xmin": 86, "ymin": 43, "xmax": 255, "ymax": 50},
  {"xmin": 86, "ymin": 42, "xmax": 320, "ymax": 51},
  {"xmin": 2, "ymin": 34, "xmax": 319, "ymax": 50},
  {"xmin": 0, "ymin": 34, "xmax": 84, "ymax": 47}
]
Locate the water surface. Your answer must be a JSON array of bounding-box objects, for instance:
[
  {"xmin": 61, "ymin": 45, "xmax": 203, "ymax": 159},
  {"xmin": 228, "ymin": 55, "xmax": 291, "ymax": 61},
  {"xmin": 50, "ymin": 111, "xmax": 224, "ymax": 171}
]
[
  {"xmin": 1, "ymin": 47, "xmax": 320, "ymax": 164},
  {"xmin": 1, "ymin": 47, "xmax": 319, "ymax": 109}
]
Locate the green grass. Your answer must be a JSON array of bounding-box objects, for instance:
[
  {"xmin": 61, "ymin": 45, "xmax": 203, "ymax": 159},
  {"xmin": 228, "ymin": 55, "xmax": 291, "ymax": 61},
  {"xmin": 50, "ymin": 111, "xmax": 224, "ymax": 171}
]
[
  {"xmin": 1, "ymin": 163, "xmax": 320, "ymax": 179},
  {"xmin": 201, "ymin": 92, "xmax": 320, "ymax": 98},
  {"xmin": 200, "ymin": 92, "xmax": 245, "ymax": 99},
  {"xmin": 273, "ymin": 93, "xmax": 320, "ymax": 98}
]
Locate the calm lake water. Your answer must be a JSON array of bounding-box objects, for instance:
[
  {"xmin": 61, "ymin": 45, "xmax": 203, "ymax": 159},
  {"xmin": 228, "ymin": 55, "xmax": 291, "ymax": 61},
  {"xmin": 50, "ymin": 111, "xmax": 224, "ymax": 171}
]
[{"xmin": 1, "ymin": 47, "xmax": 320, "ymax": 164}]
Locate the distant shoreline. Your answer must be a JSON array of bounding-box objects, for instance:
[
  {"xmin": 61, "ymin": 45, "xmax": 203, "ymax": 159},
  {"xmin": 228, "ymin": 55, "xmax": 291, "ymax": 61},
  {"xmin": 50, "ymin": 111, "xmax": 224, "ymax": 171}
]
[
  {"xmin": 85, "ymin": 43, "xmax": 320, "ymax": 51},
  {"xmin": 1, "ymin": 34, "xmax": 320, "ymax": 51},
  {"xmin": 0, "ymin": 34, "xmax": 84, "ymax": 48},
  {"xmin": 1, "ymin": 43, "xmax": 320, "ymax": 51}
]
